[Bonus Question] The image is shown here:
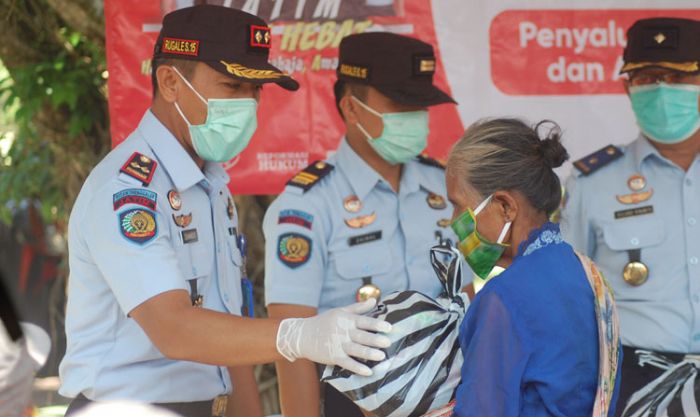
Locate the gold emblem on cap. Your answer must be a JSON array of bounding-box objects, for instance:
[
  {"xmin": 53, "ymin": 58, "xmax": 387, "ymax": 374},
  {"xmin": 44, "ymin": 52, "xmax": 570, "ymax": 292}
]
[
  {"xmin": 623, "ymin": 261, "xmax": 649, "ymax": 286},
  {"xmin": 343, "ymin": 195, "xmax": 362, "ymax": 213},
  {"xmin": 627, "ymin": 174, "xmax": 646, "ymax": 192},
  {"xmin": 654, "ymin": 32, "xmax": 666, "ymax": 44},
  {"xmin": 420, "ymin": 59, "xmax": 436, "ymax": 73},
  {"xmin": 315, "ymin": 161, "xmax": 326, "ymax": 170},
  {"xmin": 356, "ymin": 284, "xmax": 381, "ymax": 302},
  {"xmin": 427, "ymin": 193, "xmax": 447, "ymax": 210},
  {"xmin": 345, "ymin": 212, "xmax": 377, "ymax": 229},
  {"xmin": 168, "ymin": 190, "xmax": 182, "ymax": 211},
  {"xmin": 616, "ymin": 189, "xmax": 653, "ymax": 205}
]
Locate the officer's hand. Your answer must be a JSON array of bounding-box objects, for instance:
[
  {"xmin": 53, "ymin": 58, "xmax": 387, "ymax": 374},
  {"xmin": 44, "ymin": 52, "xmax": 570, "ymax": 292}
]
[{"xmin": 275, "ymin": 298, "xmax": 392, "ymax": 376}]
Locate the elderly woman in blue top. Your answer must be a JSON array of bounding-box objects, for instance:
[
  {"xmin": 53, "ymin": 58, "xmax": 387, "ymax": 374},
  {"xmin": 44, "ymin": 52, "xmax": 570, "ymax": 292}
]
[{"xmin": 445, "ymin": 118, "xmax": 622, "ymax": 417}]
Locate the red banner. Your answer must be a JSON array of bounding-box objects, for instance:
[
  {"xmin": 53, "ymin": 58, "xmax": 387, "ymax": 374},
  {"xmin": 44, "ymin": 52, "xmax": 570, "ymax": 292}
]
[
  {"xmin": 490, "ymin": 9, "xmax": 700, "ymax": 95},
  {"xmin": 104, "ymin": 0, "xmax": 464, "ymax": 195}
]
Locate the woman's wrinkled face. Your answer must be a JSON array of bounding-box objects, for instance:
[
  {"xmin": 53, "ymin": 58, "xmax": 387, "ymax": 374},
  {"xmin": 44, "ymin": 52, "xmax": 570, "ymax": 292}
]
[{"xmin": 446, "ymin": 171, "xmax": 507, "ymax": 245}]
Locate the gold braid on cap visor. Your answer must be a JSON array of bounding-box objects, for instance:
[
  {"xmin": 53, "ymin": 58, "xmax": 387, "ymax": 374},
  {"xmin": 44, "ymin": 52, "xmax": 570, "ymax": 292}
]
[
  {"xmin": 620, "ymin": 61, "xmax": 699, "ymax": 73},
  {"xmin": 220, "ymin": 60, "xmax": 284, "ymax": 79}
]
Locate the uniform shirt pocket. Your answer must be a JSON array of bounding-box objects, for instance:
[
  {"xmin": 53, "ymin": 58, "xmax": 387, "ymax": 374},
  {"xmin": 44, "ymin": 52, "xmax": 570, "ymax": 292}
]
[
  {"xmin": 599, "ymin": 217, "xmax": 666, "ymax": 294},
  {"xmin": 334, "ymin": 243, "xmax": 392, "ymax": 280},
  {"xmin": 174, "ymin": 235, "xmax": 214, "ymax": 280},
  {"xmin": 602, "ymin": 218, "xmax": 666, "ymax": 251}
]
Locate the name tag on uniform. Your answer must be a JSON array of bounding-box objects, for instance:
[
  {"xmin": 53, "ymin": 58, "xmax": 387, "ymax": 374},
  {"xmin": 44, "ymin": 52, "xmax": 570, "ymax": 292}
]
[
  {"xmin": 614, "ymin": 205, "xmax": 653, "ymax": 219},
  {"xmin": 348, "ymin": 231, "xmax": 382, "ymax": 247},
  {"xmin": 181, "ymin": 229, "xmax": 199, "ymax": 244}
]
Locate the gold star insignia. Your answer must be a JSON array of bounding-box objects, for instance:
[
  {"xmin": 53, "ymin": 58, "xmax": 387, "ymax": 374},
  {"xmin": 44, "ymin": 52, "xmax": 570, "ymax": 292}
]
[
  {"xmin": 264, "ymin": 32, "xmax": 271, "ymax": 44},
  {"xmin": 255, "ymin": 30, "xmax": 263, "ymax": 43},
  {"xmin": 654, "ymin": 32, "xmax": 666, "ymax": 44}
]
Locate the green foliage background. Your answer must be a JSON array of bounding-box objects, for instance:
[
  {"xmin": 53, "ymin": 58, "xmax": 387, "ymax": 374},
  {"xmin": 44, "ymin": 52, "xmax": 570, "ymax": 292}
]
[{"xmin": 0, "ymin": 0, "xmax": 109, "ymax": 226}]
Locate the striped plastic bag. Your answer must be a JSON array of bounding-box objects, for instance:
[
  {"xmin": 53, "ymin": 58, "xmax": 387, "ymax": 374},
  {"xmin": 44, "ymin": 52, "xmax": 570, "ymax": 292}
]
[
  {"xmin": 622, "ymin": 350, "xmax": 700, "ymax": 417},
  {"xmin": 322, "ymin": 244, "xmax": 468, "ymax": 417}
]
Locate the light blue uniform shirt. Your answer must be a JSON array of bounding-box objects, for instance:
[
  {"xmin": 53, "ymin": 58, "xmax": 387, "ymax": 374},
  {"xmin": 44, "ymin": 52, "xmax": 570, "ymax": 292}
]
[
  {"xmin": 263, "ymin": 139, "xmax": 459, "ymax": 313},
  {"xmin": 561, "ymin": 135, "xmax": 700, "ymax": 353},
  {"xmin": 59, "ymin": 111, "xmax": 245, "ymax": 402}
]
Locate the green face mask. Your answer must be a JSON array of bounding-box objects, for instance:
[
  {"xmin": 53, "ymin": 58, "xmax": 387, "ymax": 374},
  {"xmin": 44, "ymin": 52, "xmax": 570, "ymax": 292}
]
[
  {"xmin": 173, "ymin": 67, "xmax": 258, "ymax": 163},
  {"xmin": 352, "ymin": 96, "xmax": 429, "ymax": 165},
  {"xmin": 629, "ymin": 83, "xmax": 700, "ymax": 144},
  {"xmin": 451, "ymin": 195, "xmax": 511, "ymax": 279}
]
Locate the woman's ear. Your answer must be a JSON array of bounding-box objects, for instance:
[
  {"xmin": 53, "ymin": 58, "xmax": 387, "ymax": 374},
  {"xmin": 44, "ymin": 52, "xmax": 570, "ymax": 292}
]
[{"xmin": 492, "ymin": 191, "xmax": 518, "ymax": 223}]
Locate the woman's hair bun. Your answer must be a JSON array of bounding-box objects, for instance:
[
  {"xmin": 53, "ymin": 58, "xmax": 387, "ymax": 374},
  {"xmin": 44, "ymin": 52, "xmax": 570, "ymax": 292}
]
[{"xmin": 535, "ymin": 120, "xmax": 569, "ymax": 169}]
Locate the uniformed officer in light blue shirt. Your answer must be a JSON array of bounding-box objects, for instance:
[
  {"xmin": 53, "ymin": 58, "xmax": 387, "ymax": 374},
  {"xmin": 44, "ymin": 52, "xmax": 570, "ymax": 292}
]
[
  {"xmin": 264, "ymin": 32, "xmax": 461, "ymax": 417},
  {"xmin": 59, "ymin": 6, "xmax": 394, "ymax": 417},
  {"xmin": 560, "ymin": 17, "xmax": 700, "ymax": 416}
]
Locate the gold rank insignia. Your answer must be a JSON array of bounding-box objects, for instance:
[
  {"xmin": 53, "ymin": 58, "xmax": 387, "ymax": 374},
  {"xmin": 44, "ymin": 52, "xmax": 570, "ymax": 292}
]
[
  {"xmin": 120, "ymin": 152, "xmax": 157, "ymax": 186},
  {"xmin": 250, "ymin": 25, "xmax": 272, "ymax": 49},
  {"xmin": 344, "ymin": 212, "xmax": 376, "ymax": 229},
  {"xmin": 654, "ymin": 32, "xmax": 666, "ymax": 44},
  {"xmin": 343, "ymin": 195, "xmax": 362, "ymax": 213},
  {"xmin": 427, "ymin": 193, "xmax": 447, "ymax": 210},
  {"xmin": 414, "ymin": 55, "xmax": 437, "ymax": 75},
  {"xmin": 573, "ymin": 145, "xmax": 622, "ymax": 176},
  {"xmin": 287, "ymin": 161, "xmax": 334, "ymax": 192}
]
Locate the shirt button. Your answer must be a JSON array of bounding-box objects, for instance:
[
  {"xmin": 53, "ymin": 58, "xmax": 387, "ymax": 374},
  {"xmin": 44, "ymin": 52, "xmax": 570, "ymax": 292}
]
[
  {"xmin": 224, "ymin": 294, "xmax": 229, "ymax": 302},
  {"xmin": 691, "ymin": 257, "xmax": 699, "ymax": 265},
  {"xmin": 693, "ymin": 294, "xmax": 700, "ymax": 303},
  {"xmin": 687, "ymin": 179, "xmax": 693, "ymax": 187},
  {"xmin": 689, "ymin": 217, "xmax": 697, "ymax": 226},
  {"xmin": 694, "ymin": 333, "xmax": 700, "ymax": 342},
  {"xmin": 630, "ymin": 238, "xmax": 640, "ymax": 246}
]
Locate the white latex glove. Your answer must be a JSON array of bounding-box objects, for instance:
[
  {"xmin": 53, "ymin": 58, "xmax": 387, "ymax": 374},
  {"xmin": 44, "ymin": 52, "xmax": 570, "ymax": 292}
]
[{"xmin": 276, "ymin": 298, "xmax": 392, "ymax": 376}]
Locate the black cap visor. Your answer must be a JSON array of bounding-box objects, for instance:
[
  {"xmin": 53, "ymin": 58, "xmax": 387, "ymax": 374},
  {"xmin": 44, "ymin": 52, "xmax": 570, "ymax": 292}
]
[
  {"xmin": 375, "ymin": 82, "xmax": 457, "ymax": 107},
  {"xmin": 206, "ymin": 59, "xmax": 299, "ymax": 91},
  {"xmin": 620, "ymin": 61, "xmax": 700, "ymax": 74}
]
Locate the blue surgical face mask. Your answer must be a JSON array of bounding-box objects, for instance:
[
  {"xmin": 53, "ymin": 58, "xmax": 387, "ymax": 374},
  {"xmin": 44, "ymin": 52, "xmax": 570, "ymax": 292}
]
[
  {"xmin": 352, "ymin": 96, "xmax": 429, "ymax": 165},
  {"xmin": 629, "ymin": 83, "xmax": 700, "ymax": 144},
  {"xmin": 172, "ymin": 67, "xmax": 258, "ymax": 163}
]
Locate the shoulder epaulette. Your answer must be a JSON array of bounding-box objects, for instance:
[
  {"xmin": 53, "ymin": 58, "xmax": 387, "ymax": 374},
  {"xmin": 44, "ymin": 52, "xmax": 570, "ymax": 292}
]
[
  {"xmin": 417, "ymin": 154, "xmax": 446, "ymax": 170},
  {"xmin": 119, "ymin": 152, "xmax": 157, "ymax": 186},
  {"xmin": 573, "ymin": 145, "xmax": 622, "ymax": 176},
  {"xmin": 287, "ymin": 161, "xmax": 334, "ymax": 192}
]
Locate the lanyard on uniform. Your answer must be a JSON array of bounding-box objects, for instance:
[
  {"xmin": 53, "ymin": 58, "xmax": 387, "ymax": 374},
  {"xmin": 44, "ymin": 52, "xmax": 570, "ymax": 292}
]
[{"xmin": 237, "ymin": 234, "xmax": 254, "ymax": 318}]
